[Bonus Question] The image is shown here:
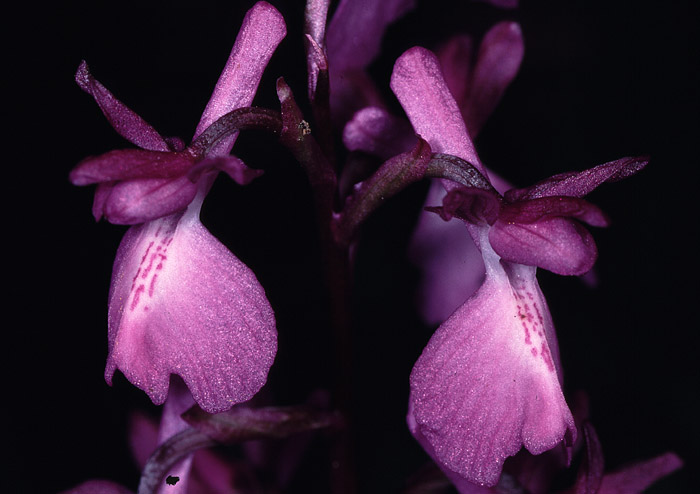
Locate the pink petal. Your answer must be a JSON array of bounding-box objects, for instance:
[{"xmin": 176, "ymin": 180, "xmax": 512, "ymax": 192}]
[
  {"xmin": 100, "ymin": 177, "xmax": 197, "ymax": 225},
  {"xmin": 342, "ymin": 106, "xmax": 416, "ymax": 159},
  {"xmin": 75, "ymin": 61, "xmax": 170, "ymax": 152},
  {"xmin": 105, "ymin": 212, "xmax": 277, "ymax": 413},
  {"xmin": 408, "ymin": 181, "xmax": 486, "ymax": 325},
  {"xmin": 58, "ymin": 480, "xmax": 133, "ymax": 494},
  {"xmin": 437, "ymin": 34, "xmax": 475, "ymax": 116},
  {"xmin": 410, "ymin": 241, "xmax": 574, "ymax": 486},
  {"xmin": 327, "ymin": 0, "xmax": 416, "ymax": 123},
  {"xmin": 598, "ymin": 452, "xmax": 683, "ymax": 494},
  {"xmin": 408, "ymin": 403, "xmax": 499, "ymax": 494},
  {"xmin": 194, "ymin": 1, "xmax": 287, "ymax": 156},
  {"xmin": 462, "ymin": 22, "xmax": 524, "ymax": 136},
  {"xmin": 500, "ymin": 196, "xmax": 609, "ymax": 228},
  {"xmin": 327, "ymin": 0, "xmax": 416, "ymax": 73},
  {"xmin": 505, "ymin": 157, "xmax": 648, "ymax": 202},
  {"xmin": 391, "ymin": 47, "xmax": 485, "ymax": 178},
  {"xmin": 70, "ymin": 149, "xmax": 195, "ymax": 185},
  {"xmin": 489, "ymin": 217, "xmax": 598, "ymax": 275}
]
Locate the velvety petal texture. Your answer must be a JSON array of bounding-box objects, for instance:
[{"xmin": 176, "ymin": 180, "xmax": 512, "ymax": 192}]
[
  {"xmin": 410, "ymin": 239, "xmax": 575, "ymax": 487},
  {"xmin": 505, "ymin": 157, "xmax": 648, "ymax": 202},
  {"xmin": 391, "ymin": 47, "xmax": 484, "ymax": 175},
  {"xmin": 489, "ymin": 217, "xmax": 598, "ymax": 276},
  {"xmin": 105, "ymin": 210, "xmax": 277, "ymax": 413},
  {"xmin": 194, "ymin": 1, "xmax": 287, "ymax": 155},
  {"xmin": 440, "ymin": 22, "xmax": 524, "ymax": 136},
  {"xmin": 100, "ymin": 177, "xmax": 198, "ymax": 225},
  {"xmin": 327, "ymin": 0, "xmax": 416, "ymax": 121},
  {"xmin": 342, "ymin": 106, "xmax": 416, "ymax": 159},
  {"xmin": 75, "ymin": 61, "xmax": 170, "ymax": 152}
]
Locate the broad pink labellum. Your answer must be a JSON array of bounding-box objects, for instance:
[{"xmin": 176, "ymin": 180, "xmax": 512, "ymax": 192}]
[
  {"xmin": 410, "ymin": 241, "xmax": 575, "ymax": 486},
  {"xmin": 105, "ymin": 211, "xmax": 277, "ymax": 413}
]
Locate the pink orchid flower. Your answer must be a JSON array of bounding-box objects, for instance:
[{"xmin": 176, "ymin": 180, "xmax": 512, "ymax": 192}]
[
  {"xmin": 340, "ymin": 20, "xmax": 524, "ymax": 325},
  {"xmin": 391, "ymin": 46, "xmax": 646, "ymax": 488},
  {"xmin": 70, "ymin": 2, "xmax": 286, "ymax": 415}
]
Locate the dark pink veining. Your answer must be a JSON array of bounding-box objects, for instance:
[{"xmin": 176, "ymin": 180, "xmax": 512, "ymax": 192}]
[
  {"xmin": 128, "ymin": 224, "xmax": 176, "ymax": 312},
  {"xmin": 512, "ymin": 284, "xmax": 555, "ymax": 372}
]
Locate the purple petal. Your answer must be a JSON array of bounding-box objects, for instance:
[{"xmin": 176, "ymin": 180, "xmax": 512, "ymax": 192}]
[
  {"xmin": 194, "ymin": 1, "xmax": 286, "ymax": 156},
  {"xmin": 327, "ymin": 0, "xmax": 416, "ymax": 73},
  {"xmin": 408, "ymin": 404, "xmax": 498, "ymax": 494},
  {"xmin": 437, "ymin": 35, "xmax": 475, "ymax": 117},
  {"xmin": 100, "ymin": 177, "xmax": 197, "ymax": 225},
  {"xmin": 505, "ymin": 157, "xmax": 648, "ymax": 202},
  {"xmin": 105, "ymin": 213, "xmax": 277, "ymax": 413},
  {"xmin": 410, "ymin": 241, "xmax": 575, "ymax": 486},
  {"xmin": 75, "ymin": 61, "xmax": 169, "ymax": 152},
  {"xmin": 462, "ymin": 22, "xmax": 524, "ymax": 136},
  {"xmin": 58, "ymin": 480, "xmax": 133, "ymax": 494},
  {"xmin": 408, "ymin": 181, "xmax": 486, "ymax": 325},
  {"xmin": 598, "ymin": 452, "xmax": 683, "ymax": 494},
  {"xmin": 342, "ymin": 106, "xmax": 416, "ymax": 159},
  {"xmin": 187, "ymin": 155, "xmax": 263, "ymax": 185},
  {"xmin": 92, "ymin": 182, "xmax": 113, "ymax": 221},
  {"xmin": 574, "ymin": 423, "xmax": 605, "ymax": 494},
  {"xmin": 490, "ymin": 217, "xmax": 598, "ymax": 275},
  {"xmin": 327, "ymin": 0, "xmax": 416, "ymax": 123},
  {"xmin": 70, "ymin": 149, "xmax": 195, "ymax": 185},
  {"xmin": 391, "ymin": 47, "xmax": 486, "ymax": 178},
  {"xmin": 500, "ymin": 196, "xmax": 609, "ymax": 228}
]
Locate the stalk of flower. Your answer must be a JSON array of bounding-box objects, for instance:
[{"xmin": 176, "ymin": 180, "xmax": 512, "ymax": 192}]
[{"xmin": 390, "ymin": 45, "xmax": 648, "ymax": 489}]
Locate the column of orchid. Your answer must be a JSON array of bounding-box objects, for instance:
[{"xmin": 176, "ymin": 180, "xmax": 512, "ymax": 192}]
[{"xmin": 66, "ymin": 1, "xmax": 681, "ymax": 494}]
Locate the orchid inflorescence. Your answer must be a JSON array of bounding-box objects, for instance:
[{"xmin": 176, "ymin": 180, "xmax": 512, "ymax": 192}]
[{"xmin": 65, "ymin": 1, "xmax": 681, "ymax": 493}]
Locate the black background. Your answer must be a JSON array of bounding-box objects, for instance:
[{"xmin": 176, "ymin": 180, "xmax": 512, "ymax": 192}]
[{"xmin": 10, "ymin": 0, "xmax": 698, "ymax": 492}]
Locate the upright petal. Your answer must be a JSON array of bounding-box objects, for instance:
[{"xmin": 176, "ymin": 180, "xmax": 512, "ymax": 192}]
[
  {"xmin": 75, "ymin": 61, "xmax": 170, "ymax": 152},
  {"xmin": 462, "ymin": 22, "xmax": 523, "ymax": 136},
  {"xmin": 410, "ymin": 239, "xmax": 574, "ymax": 486},
  {"xmin": 327, "ymin": 0, "xmax": 417, "ymax": 122},
  {"xmin": 391, "ymin": 47, "xmax": 484, "ymax": 176},
  {"xmin": 194, "ymin": 1, "xmax": 286, "ymax": 156},
  {"xmin": 105, "ymin": 211, "xmax": 277, "ymax": 413},
  {"xmin": 327, "ymin": 0, "xmax": 416, "ymax": 72}
]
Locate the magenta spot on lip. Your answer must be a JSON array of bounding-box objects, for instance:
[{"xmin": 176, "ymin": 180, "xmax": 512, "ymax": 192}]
[
  {"xmin": 541, "ymin": 342, "xmax": 554, "ymax": 372},
  {"xmin": 130, "ymin": 284, "xmax": 145, "ymax": 311},
  {"xmin": 531, "ymin": 347, "xmax": 538, "ymax": 357},
  {"xmin": 149, "ymin": 274, "xmax": 158, "ymax": 297}
]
